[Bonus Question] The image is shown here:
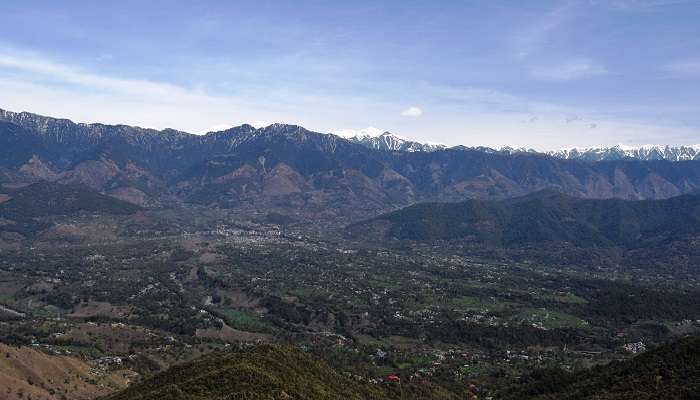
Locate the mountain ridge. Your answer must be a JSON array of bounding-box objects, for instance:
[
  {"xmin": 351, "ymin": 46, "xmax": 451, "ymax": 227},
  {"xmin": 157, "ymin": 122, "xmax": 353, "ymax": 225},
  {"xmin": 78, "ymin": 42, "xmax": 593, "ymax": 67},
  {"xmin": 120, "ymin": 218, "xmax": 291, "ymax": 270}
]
[
  {"xmin": 348, "ymin": 189, "xmax": 700, "ymax": 262},
  {"xmin": 546, "ymin": 144, "xmax": 700, "ymax": 161},
  {"xmin": 3, "ymin": 107, "xmax": 700, "ymax": 220},
  {"xmin": 2, "ymin": 108, "xmax": 697, "ymax": 160}
]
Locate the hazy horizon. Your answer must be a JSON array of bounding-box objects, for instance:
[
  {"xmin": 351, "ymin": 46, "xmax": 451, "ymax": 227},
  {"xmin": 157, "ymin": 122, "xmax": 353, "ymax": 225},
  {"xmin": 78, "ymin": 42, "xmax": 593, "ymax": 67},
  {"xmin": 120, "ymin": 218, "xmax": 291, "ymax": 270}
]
[{"xmin": 3, "ymin": 105, "xmax": 700, "ymax": 153}]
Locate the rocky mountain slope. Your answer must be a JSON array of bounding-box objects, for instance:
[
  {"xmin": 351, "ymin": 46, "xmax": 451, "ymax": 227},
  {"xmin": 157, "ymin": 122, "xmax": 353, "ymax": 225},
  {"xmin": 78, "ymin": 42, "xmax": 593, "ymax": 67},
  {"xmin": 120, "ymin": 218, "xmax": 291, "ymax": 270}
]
[{"xmin": 3, "ymin": 108, "xmax": 700, "ymax": 220}]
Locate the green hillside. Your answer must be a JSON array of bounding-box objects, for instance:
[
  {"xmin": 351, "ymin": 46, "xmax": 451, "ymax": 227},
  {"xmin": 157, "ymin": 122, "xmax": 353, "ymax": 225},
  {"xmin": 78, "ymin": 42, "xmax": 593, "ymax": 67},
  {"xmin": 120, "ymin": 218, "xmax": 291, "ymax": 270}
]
[
  {"xmin": 0, "ymin": 181, "xmax": 140, "ymax": 237},
  {"xmin": 350, "ymin": 190, "xmax": 700, "ymax": 248},
  {"xmin": 0, "ymin": 181, "xmax": 140, "ymax": 219},
  {"xmin": 505, "ymin": 335, "xmax": 700, "ymax": 400},
  {"xmin": 103, "ymin": 345, "xmax": 457, "ymax": 400}
]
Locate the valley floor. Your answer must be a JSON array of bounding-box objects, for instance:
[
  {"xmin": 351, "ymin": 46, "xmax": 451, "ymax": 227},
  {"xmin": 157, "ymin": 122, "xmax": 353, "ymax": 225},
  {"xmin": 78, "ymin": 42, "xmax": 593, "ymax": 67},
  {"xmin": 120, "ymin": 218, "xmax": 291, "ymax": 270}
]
[{"xmin": 1, "ymin": 206, "xmax": 699, "ymax": 399}]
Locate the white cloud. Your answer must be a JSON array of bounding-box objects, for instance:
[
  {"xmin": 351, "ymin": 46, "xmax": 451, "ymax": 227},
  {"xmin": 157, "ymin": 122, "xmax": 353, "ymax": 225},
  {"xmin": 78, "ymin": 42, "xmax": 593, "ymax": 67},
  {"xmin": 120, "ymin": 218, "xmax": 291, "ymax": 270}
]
[
  {"xmin": 530, "ymin": 58, "xmax": 608, "ymax": 81},
  {"xmin": 0, "ymin": 47, "xmax": 312, "ymax": 134},
  {"xmin": 0, "ymin": 46, "xmax": 415, "ymax": 138},
  {"xmin": 401, "ymin": 106, "xmax": 423, "ymax": 117},
  {"xmin": 0, "ymin": 52, "xmax": 190, "ymax": 99},
  {"xmin": 0, "ymin": 46, "xmax": 696, "ymax": 152},
  {"xmin": 662, "ymin": 58, "xmax": 700, "ymax": 77}
]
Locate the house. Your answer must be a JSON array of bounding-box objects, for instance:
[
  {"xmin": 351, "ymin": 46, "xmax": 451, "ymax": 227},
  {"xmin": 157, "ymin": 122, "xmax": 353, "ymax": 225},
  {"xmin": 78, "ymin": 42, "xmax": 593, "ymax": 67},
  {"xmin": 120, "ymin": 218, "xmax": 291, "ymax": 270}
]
[{"xmin": 623, "ymin": 341, "xmax": 646, "ymax": 354}]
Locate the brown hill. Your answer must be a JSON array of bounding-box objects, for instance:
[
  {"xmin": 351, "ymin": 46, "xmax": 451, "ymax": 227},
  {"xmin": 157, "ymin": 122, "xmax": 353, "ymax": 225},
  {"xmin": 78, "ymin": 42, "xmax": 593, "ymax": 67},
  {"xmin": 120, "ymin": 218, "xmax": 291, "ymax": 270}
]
[{"xmin": 0, "ymin": 343, "xmax": 130, "ymax": 400}]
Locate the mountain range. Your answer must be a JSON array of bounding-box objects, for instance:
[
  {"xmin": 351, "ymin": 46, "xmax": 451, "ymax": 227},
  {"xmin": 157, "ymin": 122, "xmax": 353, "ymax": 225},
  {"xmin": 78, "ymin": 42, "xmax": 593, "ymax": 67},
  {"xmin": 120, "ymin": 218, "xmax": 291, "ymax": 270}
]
[
  {"xmin": 2, "ymin": 108, "xmax": 700, "ymax": 220},
  {"xmin": 484, "ymin": 145, "xmax": 700, "ymax": 161},
  {"xmin": 545, "ymin": 144, "xmax": 700, "ymax": 161},
  {"xmin": 332, "ymin": 126, "xmax": 700, "ymax": 161}
]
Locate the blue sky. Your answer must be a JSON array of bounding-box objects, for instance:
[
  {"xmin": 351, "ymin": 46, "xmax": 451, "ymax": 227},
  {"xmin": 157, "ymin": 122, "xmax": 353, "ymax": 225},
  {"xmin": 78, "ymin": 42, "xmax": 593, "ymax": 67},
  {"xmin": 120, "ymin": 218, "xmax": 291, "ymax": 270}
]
[{"xmin": 0, "ymin": 0, "xmax": 698, "ymax": 149}]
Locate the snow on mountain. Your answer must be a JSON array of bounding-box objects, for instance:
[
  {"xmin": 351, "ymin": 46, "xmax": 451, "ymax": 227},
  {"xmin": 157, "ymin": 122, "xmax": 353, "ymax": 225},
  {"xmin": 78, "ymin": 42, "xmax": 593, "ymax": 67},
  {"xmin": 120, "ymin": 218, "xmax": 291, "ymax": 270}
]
[
  {"xmin": 546, "ymin": 145, "xmax": 700, "ymax": 161},
  {"xmin": 330, "ymin": 127, "xmax": 445, "ymax": 152},
  {"xmin": 492, "ymin": 144, "xmax": 700, "ymax": 161},
  {"xmin": 8, "ymin": 105, "xmax": 694, "ymax": 161},
  {"xmin": 329, "ymin": 127, "xmax": 700, "ymax": 160},
  {"xmin": 332, "ymin": 127, "xmax": 386, "ymax": 139}
]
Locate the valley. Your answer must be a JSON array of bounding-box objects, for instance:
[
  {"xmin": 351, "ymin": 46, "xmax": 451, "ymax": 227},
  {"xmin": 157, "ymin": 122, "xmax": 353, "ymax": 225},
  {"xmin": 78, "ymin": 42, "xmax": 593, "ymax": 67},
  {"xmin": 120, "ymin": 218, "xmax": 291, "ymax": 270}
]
[
  {"xmin": 1, "ymin": 200, "xmax": 700, "ymax": 399},
  {"xmin": 1, "ymin": 109, "xmax": 700, "ymax": 399}
]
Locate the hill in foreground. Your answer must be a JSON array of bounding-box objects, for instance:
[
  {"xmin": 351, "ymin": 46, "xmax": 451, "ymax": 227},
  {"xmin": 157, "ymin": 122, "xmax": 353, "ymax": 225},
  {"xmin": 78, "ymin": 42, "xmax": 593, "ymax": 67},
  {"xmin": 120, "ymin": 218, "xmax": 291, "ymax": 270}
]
[
  {"xmin": 0, "ymin": 343, "xmax": 129, "ymax": 400},
  {"xmin": 506, "ymin": 335, "xmax": 700, "ymax": 399},
  {"xmin": 102, "ymin": 345, "xmax": 457, "ymax": 400},
  {"xmin": 101, "ymin": 337, "xmax": 700, "ymax": 400}
]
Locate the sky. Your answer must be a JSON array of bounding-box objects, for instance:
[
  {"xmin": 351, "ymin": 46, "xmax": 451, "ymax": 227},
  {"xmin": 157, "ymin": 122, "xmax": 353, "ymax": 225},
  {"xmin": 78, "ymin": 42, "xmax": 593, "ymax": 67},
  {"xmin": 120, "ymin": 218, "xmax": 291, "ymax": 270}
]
[{"xmin": 0, "ymin": 0, "xmax": 699, "ymax": 150}]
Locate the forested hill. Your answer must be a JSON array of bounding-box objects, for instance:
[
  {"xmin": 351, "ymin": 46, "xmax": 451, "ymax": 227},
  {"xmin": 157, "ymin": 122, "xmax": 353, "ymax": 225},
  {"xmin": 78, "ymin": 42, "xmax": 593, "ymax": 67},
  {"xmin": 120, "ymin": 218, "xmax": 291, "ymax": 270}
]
[
  {"xmin": 505, "ymin": 335, "xmax": 700, "ymax": 399},
  {"xmin": 0, "ymin": 181, "xmax": 140, "ymax": 219},
  {"xmin": 0, "ymin": 181, "xmax": 141, "ymax": 238},
  {"xmin": 100, "ymin": 337, "xmax": 700, "ymax": 400},
  {"xmin": 349, "ymin": 189, "xmax": 700, "ymax": 248},
  {"xmin": 102, "ymin": 345, "xmax": 457, "ymax": 400}
]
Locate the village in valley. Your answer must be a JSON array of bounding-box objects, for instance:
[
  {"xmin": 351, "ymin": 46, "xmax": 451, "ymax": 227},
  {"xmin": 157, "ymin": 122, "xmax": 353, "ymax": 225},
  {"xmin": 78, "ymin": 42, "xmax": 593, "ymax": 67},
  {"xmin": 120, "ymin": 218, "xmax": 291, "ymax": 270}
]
[{"xmin": 2, "ymin": 206, "xmax": 699, "ymax": 399}]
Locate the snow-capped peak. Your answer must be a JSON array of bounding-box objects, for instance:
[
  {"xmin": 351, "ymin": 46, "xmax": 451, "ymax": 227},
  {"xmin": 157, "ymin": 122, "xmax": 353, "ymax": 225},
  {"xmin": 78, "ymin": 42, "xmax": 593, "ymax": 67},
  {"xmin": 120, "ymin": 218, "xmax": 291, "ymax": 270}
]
[
  {"xmin": 331, "ymin": 127, "xmax": 387, "ymax": 139},
  {"xmin": 547, "ymin": 144, "xmax": 700, "ymax": 161},
  {"xmin": 329, "ymin": 127, "xmax": 445, "ymax": 152}
]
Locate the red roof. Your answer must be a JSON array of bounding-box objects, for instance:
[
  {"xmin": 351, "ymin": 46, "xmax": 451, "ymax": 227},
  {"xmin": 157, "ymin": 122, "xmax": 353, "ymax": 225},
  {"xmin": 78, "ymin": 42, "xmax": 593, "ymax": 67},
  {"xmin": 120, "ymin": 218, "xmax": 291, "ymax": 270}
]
[{"xmin": 386, "ymin": 374, "xmax": 401, "ymax": 382}]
